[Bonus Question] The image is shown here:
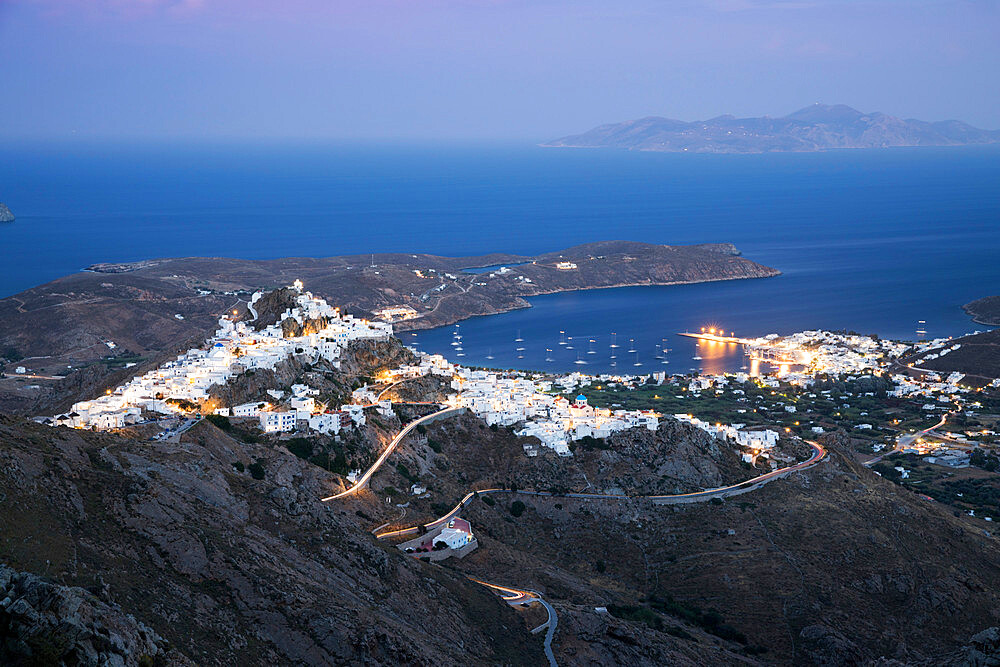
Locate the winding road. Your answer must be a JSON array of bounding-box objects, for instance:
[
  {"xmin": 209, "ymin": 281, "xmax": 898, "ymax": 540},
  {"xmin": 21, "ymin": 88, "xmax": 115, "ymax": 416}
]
[
  {"xmin": 375, "ymin": 440, "xmax": 827, "ymax": 540},
  {"xmin": 469, "ymin": 578, "xmax": 558, "ymax": 667},
  {"xmin": 320, "ymin": 406, "xmax": 462, "ymax": 501},
  {"xmin": 327, "ymin": 417, "xmax": 827, "ymax": 666}
]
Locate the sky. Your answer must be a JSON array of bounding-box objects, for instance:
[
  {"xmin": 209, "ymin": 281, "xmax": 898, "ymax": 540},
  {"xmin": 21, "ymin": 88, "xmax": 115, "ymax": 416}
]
[{"xmin": 1, "ymin": 0, "xmax": 998, "ymax": 141}]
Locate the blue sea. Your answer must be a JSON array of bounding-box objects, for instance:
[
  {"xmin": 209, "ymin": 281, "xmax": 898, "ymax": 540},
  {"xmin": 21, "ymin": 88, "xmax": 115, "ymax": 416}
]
[{"xmin": 2, "ymin": 142, "xmax": 998, "ymax": 373}]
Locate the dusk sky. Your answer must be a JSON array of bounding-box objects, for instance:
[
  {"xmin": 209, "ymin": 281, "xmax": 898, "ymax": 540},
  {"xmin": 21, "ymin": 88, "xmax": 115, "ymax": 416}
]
[{"xmin": 2, "ymin": 0, "xmax": 998, "ymax": 141}]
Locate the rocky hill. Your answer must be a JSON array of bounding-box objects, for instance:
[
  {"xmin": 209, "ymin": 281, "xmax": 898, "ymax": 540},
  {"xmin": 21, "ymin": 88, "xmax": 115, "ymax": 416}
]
[
  {"xmin": 0, "ymin": 414, "xmax": 546, "ymax": 665},
  {"xmin": 0, "ymin": 203, "xmax": 13, "ymax": 223},
  {"xmin": 544, "ymin": 104, "xmax": 1000, "ymax": 153},
  {"xmin": 905, "ymin": 328, "xmax": 1000, "ymax": 386},
  {"xmin": 381, "ymin": 425, "xmax": 1000, "ymax": 664},
  {"xmin": 0, "ymin": 241, "xmax": 777, "ymax": 415}
]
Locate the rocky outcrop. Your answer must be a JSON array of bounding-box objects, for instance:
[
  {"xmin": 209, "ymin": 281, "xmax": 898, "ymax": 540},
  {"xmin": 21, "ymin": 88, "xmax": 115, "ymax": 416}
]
[
  {"xmin": 0, "ymin": 563, "xmax": 186, "ymax": 665},
  {"xmin": 948, "ymin": 627, "xmax": 1000, "ymax": 666},
  {"xmin": 0, "ymin": 203, "xmax": 12, "ymax": 223}
]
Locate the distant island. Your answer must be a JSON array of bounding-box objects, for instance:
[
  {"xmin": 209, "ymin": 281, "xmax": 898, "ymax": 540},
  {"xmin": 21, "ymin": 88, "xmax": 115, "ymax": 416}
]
[
  {"xmin": 543, "ymin": 104, "xmax": 1000, "ymax": 154},
  {"xmin": 0, "ymin": 203, "xmax": 13, "ymax": 223}
]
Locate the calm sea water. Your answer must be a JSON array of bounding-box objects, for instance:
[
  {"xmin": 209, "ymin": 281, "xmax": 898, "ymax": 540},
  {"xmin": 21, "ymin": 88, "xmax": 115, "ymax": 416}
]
[{"xmin": 1, "ymin": 142, "xmax": 998, "ymax": 373}]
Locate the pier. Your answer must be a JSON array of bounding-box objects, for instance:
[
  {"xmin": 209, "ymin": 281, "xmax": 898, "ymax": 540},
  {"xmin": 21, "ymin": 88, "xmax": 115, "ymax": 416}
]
[{"xmin": 678, "ymin": 331, "xmax": 811, "ymax": 365}]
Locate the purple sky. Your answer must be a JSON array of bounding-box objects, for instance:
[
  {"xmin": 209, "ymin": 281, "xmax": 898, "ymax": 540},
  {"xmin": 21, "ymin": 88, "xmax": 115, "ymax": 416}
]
[{"xmin": 1, "ymin": 0, "xmax": 997, "ymax": 140}]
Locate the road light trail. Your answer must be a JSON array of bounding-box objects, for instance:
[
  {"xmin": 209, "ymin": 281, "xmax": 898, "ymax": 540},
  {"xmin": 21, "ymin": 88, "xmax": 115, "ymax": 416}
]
[
  {"xmin": 356, "ymin": 433, "xmax": 825, "ymax": 667},
  {"xmin": 864, "ymin": 412, "xmax": 951, "ymax": 467},
  {"xmin": 375, "ymin": 440, "xmax": 826, "ymax": 539},
  {"xmin": 320, "ymin": 406, "xmax": 461, "ymax": 501},
  {"xmin": 468, "ymin": 577, "xmax": 558, "ymax": 667}
]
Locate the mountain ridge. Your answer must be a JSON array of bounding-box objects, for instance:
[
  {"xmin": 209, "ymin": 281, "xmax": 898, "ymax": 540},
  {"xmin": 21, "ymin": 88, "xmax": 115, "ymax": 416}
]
[{"xmin": 544, "ymin": 104, "xmax": 1000, "ymax": 153}]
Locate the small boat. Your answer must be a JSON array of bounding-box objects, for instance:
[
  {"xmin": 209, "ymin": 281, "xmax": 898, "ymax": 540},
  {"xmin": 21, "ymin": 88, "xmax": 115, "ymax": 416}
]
[
  {"xmin": 486, "ymin": 348, "xmax": 494, "ymax": 360},
  {"xmin": 558, "ymin": 330, "xmax": 567, "ymax": 346},
  {"xmin": 609, "ymin": 333, "xmax": 619, "ymax": 349},
  {"xmin": 545, "ymin": 348, "xmax": 554, "ymax": 362},
  {"xmin": 627, "ymin": 338, "xmax": 637, "ymax": 353},
  {"xmin": 456, "ymin": 352, "xmax": 466, "ymax": 357},
  {"xmin": 692, "ymin": 355, "xmax": 702, "ymax": 361},
  {"xmin": 515, "ymin": 329, "xmax": 524, "ymax": 342},
  {"xmin": 455, "ymin": 346, "xmax": 463, "ymax": 352}
]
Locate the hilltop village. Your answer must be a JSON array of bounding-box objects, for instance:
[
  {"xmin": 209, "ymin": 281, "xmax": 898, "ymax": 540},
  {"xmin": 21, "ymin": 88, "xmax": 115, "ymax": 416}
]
[{"xmin": 52, "ymin": 282, "xmax": 392, "ymax": 431}]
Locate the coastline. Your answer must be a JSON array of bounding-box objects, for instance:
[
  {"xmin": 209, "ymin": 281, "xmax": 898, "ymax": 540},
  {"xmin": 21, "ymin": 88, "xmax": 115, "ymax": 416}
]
[{"xmin": 394, "ymin": 270, "xmax": 782, "ymax": 332}]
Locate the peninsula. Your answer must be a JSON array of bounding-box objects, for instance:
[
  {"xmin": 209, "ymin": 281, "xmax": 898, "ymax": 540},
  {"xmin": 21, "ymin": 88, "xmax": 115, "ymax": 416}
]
[
  {"xmin": 0, "ymin": 240, "xmax": 777, "ymax": 415},
  {"xmin": 963, "ymin": 295, "xmax": 1000, "ymax": 326},
  {"xmin": 544, "ymin": 104, "xmax": 1000, "ymax": 154}
]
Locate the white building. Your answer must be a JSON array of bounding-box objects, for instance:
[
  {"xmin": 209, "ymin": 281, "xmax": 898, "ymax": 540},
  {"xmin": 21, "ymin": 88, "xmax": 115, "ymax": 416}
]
[
  {"xmin": 437, "ymin": 518, "xmax": 474, "ymax": 549},
  {"xmin": 260, "ymin": 409, "xmax": 297, "ymax": 433},
  {"xmin": 232, "ymin": 401, "xmax": 267, "ymax": 418},
  {"xmin": 308, "ymin": 412, "xmax": 343, "ymax": 435}
]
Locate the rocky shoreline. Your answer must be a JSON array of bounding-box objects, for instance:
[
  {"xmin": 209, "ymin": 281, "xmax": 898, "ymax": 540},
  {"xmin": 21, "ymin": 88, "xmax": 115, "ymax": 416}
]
[
  {"xmin": 0, "ymin": 203, "xmax": 13, "ymax": 223},
  {"xmin": 963, "ymin": 295, "xmax": 1000, "ymax": 326}
]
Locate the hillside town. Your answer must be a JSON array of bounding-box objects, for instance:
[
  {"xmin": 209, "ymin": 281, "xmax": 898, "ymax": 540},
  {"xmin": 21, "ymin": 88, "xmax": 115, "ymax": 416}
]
[
  {"xmin": 448, "ymin": 367, "xmax": 659, "ymax": 456},
  {"xmin": 49, "ymin": 283, "xmax": 392, "ymax": 430}
]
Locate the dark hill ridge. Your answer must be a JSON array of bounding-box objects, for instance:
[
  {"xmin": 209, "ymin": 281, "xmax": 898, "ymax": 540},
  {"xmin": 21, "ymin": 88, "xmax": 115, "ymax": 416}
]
[
  {"xmin": 544, "ymin": 104, "xmax": 1000, "ymax": 153},
  {"xmin": 0, "ymin": 414, "xmax": 546, "ymax": 665},
  {"xmin": 0, "ymin": 241, "xmax": 778, "ymax": 415}
]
